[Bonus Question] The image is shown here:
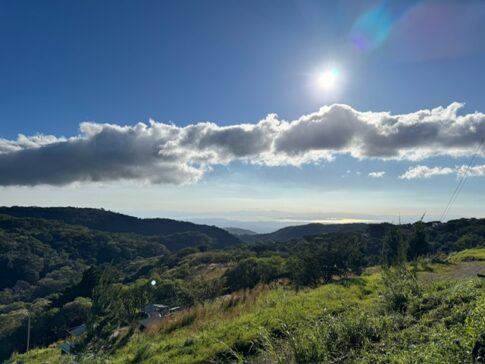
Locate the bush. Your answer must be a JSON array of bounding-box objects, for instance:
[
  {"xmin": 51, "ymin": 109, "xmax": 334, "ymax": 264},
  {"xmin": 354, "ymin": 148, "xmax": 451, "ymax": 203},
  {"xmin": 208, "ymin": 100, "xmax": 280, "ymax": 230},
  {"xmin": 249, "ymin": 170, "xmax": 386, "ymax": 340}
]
[
  {"xmin": 381, "ymin": 265, "xmax": 421, "ymax": 313},
  {"xmin": 224, "ymin": 256, "xmax": 286, "ymax": 291}
]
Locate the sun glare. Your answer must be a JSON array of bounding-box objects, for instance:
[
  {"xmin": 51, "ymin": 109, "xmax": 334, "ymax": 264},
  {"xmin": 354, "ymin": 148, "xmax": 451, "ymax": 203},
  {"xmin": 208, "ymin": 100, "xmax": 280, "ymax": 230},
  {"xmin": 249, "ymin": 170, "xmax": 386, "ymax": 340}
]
[{"xmin": 317, "ymin": 67, "xmax": 340, "ymax": 90}]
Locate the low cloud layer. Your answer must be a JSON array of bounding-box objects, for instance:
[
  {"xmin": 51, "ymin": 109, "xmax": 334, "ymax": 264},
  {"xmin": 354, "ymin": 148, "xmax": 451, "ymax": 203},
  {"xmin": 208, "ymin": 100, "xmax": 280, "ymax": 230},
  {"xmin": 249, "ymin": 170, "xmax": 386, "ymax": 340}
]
[
  {"xmin": 400, "ymin": 164, "xmax": 485, "ymax": 179},
  {"xmin": 1, "ymin": 102, "xmax": 484, "ymax": 186}
]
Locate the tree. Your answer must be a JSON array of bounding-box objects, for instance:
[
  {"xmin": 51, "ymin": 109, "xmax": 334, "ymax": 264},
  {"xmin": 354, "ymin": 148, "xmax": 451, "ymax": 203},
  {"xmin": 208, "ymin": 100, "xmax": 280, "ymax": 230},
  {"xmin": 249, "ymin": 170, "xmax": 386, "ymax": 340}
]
[
  {"xmin": 407, "ymin": 223, "xmax": 429, "ymax": 260},
  {"xmin": 87, "ymin": 267, "xmax": 125, "ymax": 341},
  {"xmin": 291, "ymin": 238, "xmax": 363, "ymax": 286},
  {"xmin": 382, "ymin": 227, "xmax": 407, "ymax": 266},
  {"xmin": 224, "ymin": 256, "xmax": 285, "ymax": 291}
]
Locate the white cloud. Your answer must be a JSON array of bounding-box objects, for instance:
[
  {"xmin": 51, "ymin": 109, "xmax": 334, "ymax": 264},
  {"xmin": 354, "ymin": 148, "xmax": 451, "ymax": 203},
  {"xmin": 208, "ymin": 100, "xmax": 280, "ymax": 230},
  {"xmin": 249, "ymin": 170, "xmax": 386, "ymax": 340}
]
[
  {"xmin": 457, "ymin": 164, "xmax": 485, "ymax": 177},
  {"xmin": 400, "ymin": 164, "xmax": 485, "ymax": 179},
  {"xmin": 0, "ymin": 102, "xmax": 484, "ymax": 186},
  {"xmin": 368, "ymin": 171, "xmax": 386, "ymax": 178},
  {"xmin": 400, "ymin": 165, "xmax": 454, "ymax": 179}
]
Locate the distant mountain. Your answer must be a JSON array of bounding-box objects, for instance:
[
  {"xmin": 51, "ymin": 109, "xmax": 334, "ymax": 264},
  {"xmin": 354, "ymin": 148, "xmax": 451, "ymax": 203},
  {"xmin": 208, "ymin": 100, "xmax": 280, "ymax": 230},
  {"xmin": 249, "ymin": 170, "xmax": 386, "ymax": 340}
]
[
  {"xmin": 224, "ymin": 227, "xmax": 258, "ymax": 236},
  {"xmin": 240, "ymin": 222, "xmax": 368, "ymax": 242},
  {"xmin": 0, "ymin": 206, "xmax": 241, "ymax": 250}
]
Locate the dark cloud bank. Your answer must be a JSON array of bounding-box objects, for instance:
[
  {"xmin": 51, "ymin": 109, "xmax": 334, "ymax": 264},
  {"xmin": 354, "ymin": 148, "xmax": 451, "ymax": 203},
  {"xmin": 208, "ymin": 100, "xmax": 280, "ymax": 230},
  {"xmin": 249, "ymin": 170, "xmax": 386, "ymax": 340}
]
[{"xmin": 1, "ymin": 102, "xmax": 484, "ymax": 186}]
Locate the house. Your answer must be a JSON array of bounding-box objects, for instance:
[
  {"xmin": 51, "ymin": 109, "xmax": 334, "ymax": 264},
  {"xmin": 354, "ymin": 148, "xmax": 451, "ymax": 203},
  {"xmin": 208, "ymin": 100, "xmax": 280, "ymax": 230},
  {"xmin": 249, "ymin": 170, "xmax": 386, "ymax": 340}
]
[
  {"xmin": 67, "ymin": 323, "xmax": 87, "ymax": 337},
  {"xmin": 60, "ymin": 323, "xmax": 87, "ymax": 354},
  {"xmin": 168, "ymin": 306, "xmax": 180, "ymax": 314},
  {"xmin": 60, "ymin": 342, "xmax": 73, "ymax": 355},
  {"xmin": 138, "ymin": 303, "xmax": 180, "ymax": 331},
  {"xmin": 143, "ymin": 303, "xmax": 169, "ymax": 317}
]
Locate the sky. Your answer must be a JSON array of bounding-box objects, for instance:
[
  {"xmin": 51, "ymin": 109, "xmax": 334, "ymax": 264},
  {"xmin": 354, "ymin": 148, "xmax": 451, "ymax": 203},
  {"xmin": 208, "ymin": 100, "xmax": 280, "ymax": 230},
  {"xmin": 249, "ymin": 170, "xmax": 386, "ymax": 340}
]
[{"xmin": 1, "ymin": 0, "xmax": 485, "ymax": 232}]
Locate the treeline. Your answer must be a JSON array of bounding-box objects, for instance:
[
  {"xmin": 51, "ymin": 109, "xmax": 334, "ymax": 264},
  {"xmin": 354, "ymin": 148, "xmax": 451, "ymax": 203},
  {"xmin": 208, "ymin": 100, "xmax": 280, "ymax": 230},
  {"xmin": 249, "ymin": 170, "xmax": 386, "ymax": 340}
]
[{"xmin": 0, "ymin": 206, "xmax": 241, "ymax": 249}]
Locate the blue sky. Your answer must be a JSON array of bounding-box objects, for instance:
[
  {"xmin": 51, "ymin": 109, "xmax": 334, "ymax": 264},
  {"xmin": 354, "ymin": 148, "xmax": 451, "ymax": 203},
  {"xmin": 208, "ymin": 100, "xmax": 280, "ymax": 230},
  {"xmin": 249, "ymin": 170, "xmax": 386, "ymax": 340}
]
[{"xmin": 1, "ymin": 0, "xmax": 485, "ymax": 231}]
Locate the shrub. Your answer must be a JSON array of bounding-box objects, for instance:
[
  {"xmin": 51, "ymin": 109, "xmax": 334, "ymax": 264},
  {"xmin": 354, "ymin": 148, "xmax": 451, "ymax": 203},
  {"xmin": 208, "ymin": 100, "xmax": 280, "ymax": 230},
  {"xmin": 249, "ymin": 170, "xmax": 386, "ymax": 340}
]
[{"xmin": 381, "ymin": 265, "xmax": 421, "ymax": 313}]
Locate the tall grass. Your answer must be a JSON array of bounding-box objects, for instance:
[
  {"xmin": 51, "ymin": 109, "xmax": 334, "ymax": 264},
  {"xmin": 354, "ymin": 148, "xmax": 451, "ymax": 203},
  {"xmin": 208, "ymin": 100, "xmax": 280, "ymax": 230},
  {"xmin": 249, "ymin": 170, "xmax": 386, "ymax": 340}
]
[
  {"xmin": 12, "ymin": 260, "xmax": 485, "ymax": 364},
  {"xmin": 109, "ymin": 277, "xmax": 377, "ymax": 363}
]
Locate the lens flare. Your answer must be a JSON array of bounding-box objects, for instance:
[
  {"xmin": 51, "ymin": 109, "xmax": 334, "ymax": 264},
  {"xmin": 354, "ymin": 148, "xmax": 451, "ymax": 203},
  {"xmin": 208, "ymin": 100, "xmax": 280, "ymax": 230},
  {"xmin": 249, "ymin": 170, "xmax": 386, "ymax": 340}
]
[
  {"xmin": 350, "ymin": 6, "xmax": 392, "ymax": 51},
  {"xmin": 349, "ymin": 1, "xmax": 417, "ymax": 52}
]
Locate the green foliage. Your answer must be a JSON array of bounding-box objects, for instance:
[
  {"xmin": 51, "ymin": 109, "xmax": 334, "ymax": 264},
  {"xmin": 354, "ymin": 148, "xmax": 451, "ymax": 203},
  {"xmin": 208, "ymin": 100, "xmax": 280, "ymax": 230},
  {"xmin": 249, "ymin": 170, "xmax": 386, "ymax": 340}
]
[
  {"xmin": 224, "ymin": 256, "xmax": 286, "ymax": 291},
  {"xmin": 0, "ymin": 206, "xmax": 241, "ymax": 250},
  {"xmin": 4, "ymin": 211, "xmax": 485, "ymax": 363},
  {"xmin": 87, "ymin": 268, "xmax": 125, "ymax": 341},
  {"xmin": 12, "ymin": 272, "xmax": 485, "ymax": 364},
  {"xmin": 291, "ymin": 237, "xmax": 364, "ymax": 286},
  {"xmin": 0, "ymin": 297, "xmax": 92, "ymax": 362},
  {"xmin": 381, "ymin": 227, "xmax": 407, "ymax": 266},
  {"xmin": 381, "ymin": 265, "xmax": 421, "ymax": 313},
  {"xmin": 286, "ymin": 309, "xmax": 386, "ymax": 363},
  {"xmin": 407, "ymin": 222, "xmax": 430, "ymax": 260},
  {"xmin": 449, "ymin": 247, "xmax": 485, "ymax": 262}
]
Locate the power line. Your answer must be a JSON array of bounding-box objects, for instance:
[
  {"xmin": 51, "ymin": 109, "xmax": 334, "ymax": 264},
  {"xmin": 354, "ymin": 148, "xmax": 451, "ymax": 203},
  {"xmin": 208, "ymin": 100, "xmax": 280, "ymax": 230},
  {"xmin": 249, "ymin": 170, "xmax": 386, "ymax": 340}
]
[
  {"xmin": 439, "ymin": 152, "xmax": 477, "ymax": 221},
  {"xmin": 439, "ymin": 137, "xmax": 485, "ymax": 222}
]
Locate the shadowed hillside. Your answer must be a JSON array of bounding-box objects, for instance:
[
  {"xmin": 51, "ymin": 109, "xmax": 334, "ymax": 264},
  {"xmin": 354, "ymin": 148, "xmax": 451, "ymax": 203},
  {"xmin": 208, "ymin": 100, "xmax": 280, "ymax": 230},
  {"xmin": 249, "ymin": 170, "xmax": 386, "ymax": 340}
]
[
  {"xmin": 241, "ymin": 222, "xmax": 368, "ymax": 242},
  {"xmin": 0, "ymin": 206, "xmax": 241, "ymax": 250}
]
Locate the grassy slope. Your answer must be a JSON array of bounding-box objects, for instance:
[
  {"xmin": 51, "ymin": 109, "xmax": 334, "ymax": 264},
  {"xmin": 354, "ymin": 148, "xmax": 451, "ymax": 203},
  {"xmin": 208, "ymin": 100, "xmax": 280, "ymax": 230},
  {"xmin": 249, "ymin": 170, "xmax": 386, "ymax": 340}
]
[
  {"xmin": 9, "ymin": 251, "xmax": 485, "ymax": 364},
  {"xmin": 449, "ymin": 247, "xmax": 485, "ymax": 262}
]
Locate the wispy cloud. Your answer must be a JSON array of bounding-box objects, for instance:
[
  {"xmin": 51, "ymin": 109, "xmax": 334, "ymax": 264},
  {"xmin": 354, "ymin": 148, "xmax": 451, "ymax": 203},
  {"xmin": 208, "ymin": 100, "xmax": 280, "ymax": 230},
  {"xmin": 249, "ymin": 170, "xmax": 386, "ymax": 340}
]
[
  {"xmin": 368, "ymin": 171, "xmax": 386, "ymax": 178},
  {"xmin": 0, "ymin": 102, "xmax": 484, "ymax": 186}
]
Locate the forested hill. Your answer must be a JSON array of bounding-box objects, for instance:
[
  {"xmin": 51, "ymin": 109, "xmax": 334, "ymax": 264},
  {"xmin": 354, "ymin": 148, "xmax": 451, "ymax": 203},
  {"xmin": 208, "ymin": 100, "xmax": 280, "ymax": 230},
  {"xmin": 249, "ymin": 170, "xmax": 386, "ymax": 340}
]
[
  {"xmin": 241, "ymin": 222, "xmax": 368, "ymax": 242},
  {"xmin": 0, "ymin": 206, "xmax": 241, "ymax": 249}
]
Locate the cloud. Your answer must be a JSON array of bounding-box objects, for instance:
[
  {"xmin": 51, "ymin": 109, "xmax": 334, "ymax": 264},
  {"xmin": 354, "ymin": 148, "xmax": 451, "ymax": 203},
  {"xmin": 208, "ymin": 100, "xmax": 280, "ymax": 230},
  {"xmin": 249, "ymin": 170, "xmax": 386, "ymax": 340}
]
[
  {"xmin": 0, "ymin": 102, "xmax": 484, "ymax": 186},
  {"xmin": 400, "ymin": 164, "xmax": 485, "ymax": 179},
  {"xmin": 399, "ymin": 165, "xmax": 455, "ymax": 179},
  {"xmin": 457, "ymin": 165, "xmax": 485, "ymax": 177},
  {"xmin": 368, "ymin": 171, "xmax": 386, "ymax": 178}
]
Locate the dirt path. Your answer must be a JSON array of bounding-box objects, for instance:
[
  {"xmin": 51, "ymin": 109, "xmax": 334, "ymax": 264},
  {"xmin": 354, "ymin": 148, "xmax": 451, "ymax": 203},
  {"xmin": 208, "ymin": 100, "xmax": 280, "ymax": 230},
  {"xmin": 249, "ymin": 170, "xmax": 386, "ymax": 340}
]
[{"xmin": 419, "ymin": 261, "xmax": 485, "ymax": 282}]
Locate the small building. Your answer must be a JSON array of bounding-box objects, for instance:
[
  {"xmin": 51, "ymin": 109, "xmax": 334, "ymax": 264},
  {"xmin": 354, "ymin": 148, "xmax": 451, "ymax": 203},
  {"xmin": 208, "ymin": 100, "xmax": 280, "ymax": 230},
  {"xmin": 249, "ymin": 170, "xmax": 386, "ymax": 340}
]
[
  {"xmin": 67, "ymin": 324, "xmax": 87, "ymax": 337},
  {"xmin": 138, "ymin": 303, "xmax": 180, "ymax": 331},
  {"xmin": 168, "ymin": 306, "xmax": 180, "ymax": 314},
  {"xmin": 143, "ymin": 303, "xmax": 169, "ymax": 318},
  {"xmin": 60, "ymin": 342, "xmax": 73, "ymax": 355},
  {"xmin": 60, "ymin": 324, "xmax": 87, "ymax": 355}
]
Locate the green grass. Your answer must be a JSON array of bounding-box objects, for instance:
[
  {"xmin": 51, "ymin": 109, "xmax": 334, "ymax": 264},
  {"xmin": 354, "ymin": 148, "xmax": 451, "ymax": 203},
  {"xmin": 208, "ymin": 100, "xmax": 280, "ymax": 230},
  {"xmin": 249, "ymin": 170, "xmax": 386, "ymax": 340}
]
[
  {"xmin": 111, "ymin": 276, "xmax": 379, "ymax": 364},
  {"xmin": 449, "ymin": 247, "xmax": 485, "ymax": 262},
  {"xmin": 7, "ymin": 347, "xmax": 63, "ymax": 364},
  {"xmin": 10, "ymin": 255, "xmax": 485, "ymax": 364}
]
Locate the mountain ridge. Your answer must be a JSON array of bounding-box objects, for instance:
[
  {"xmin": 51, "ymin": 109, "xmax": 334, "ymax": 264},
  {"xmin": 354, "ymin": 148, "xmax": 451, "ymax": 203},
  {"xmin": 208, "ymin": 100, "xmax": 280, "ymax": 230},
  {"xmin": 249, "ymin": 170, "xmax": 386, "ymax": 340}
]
[
  {"xmin": 0, "ymin": 206, "xmax": 241, "ymax": 249},
  {"xmin": 240, "ymin": 222, "xmax": 369, "ymax": 242}
]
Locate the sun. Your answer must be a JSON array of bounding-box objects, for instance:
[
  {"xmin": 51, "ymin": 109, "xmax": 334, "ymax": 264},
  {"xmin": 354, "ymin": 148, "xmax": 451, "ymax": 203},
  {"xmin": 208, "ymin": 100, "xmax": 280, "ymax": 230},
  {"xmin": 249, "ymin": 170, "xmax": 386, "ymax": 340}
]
[{"xmin": 316, "ymin": 67, "xmax": 340, "ymax": 90}]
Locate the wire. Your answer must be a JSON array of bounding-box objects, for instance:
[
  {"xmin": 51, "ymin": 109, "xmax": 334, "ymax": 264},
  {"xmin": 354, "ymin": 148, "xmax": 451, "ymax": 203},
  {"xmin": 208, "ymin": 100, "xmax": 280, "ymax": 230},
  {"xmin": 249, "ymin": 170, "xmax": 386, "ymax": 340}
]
[{"xmin": 439, "ymin": 137, "xmax": 485, "ymax": 222}]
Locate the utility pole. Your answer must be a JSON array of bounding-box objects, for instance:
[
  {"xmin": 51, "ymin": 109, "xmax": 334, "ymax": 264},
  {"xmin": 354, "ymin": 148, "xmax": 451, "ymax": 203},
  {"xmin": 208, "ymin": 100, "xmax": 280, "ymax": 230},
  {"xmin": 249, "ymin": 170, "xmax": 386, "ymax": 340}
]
[{"xmin": 26, "ymin": 310, "xmax": 31, "ymax": 352}]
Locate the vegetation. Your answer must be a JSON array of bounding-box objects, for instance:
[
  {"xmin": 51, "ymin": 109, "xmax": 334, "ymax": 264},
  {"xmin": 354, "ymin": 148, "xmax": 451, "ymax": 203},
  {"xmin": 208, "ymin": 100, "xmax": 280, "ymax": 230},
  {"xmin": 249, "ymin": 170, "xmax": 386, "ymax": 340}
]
[
  {"xmin": 0, "ymin": 206, "xmax": 241, "ymax": 250},
  {"xmin": 449, "ymin": 247, "xmax": 485, "ymax": 262},
  {"xmin": 3, "ymin": 207, "xmax": 485, "ymax": 363}
]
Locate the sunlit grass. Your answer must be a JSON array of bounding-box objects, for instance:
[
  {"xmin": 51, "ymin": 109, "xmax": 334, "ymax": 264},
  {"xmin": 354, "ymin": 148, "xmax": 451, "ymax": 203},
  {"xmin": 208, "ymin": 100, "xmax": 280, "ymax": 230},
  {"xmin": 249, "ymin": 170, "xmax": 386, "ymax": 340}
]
[
  {"xmin": 8, "ymin": 348, "xmax": 63, "ymax": 364},
  {"xmin": 11, "ymin": 253, "xmax": 485, "ymax": 364},
  {"xmin": 449, "ymin": 247, "xmax": 485, "ymax": 262},
  {"xmin": 110, "ymin": 276, "xmax": 379, "ymax": 364}
]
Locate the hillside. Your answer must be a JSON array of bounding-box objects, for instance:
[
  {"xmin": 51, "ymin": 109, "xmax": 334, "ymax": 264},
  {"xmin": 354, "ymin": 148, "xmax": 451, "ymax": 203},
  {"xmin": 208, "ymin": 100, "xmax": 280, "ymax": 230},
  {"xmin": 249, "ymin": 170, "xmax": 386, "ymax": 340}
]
[
  {"xmin": 0, "ymin": 214, "xmax": 171, "ymax": 362},
  {"xmin": 3, "ymin": 216, "xmax": 485, "ymax": 363},
  {"xmin": 10, "ymin": 254, "xmax": 485, "ymax": 364},
  {"xmin": 241, "ymin": 222, "xmax": 369, "ymax": 242},
  {"xmin": 224, "ymin": 227, "xmax": 258, "ymax": 236},
  {"xmin": 0, "ymin": 206, "xmax": 241, "ymax": 250}
]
